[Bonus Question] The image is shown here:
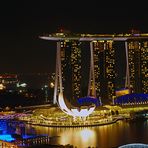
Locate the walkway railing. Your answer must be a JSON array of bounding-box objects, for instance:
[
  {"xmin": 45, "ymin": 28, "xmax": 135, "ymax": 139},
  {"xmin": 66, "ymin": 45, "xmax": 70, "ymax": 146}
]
[
  {"xmin": 0, "ymin": 140, "xmax": 18, "ymax": 148},
  {"xmin": 0, "ymin": 135, "xmax": 51, "ymax": 148}
]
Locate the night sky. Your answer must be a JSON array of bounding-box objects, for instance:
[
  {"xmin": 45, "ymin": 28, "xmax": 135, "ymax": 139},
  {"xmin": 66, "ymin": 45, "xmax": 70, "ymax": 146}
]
[{"xmin": 0, "ymin": 1, "xmax": 148, "ymax": 73}]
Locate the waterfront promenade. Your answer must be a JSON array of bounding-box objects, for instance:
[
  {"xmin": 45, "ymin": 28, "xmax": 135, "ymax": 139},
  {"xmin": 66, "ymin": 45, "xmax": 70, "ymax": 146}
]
[
  {"xmin": 0, "ymin": 104, "xmax": 148, "ymax": 148},
  {"xmin": 16, "ymin": 104, "xmax": 148, "ymax": 127},
  {"xmin": 1, "ymin": 104, "xmax": 148, "ymax": 128},
  {"xmin": 21, "ymin": 115, "xmax": 124, "ymax": 128}
]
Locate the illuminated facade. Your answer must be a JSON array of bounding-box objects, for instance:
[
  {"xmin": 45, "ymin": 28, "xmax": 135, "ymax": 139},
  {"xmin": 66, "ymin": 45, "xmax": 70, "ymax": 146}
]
[
  {"xmin": 55, "ymin": 39, "xmax": 82, "ymax": 103},
  {"xmin": 88, "ymin": 41, "xmax": 116, "ymax": 101},
  {"xmin": 115, "ymin": 93, "xmax": 148, "ymax": 105},
  {"xmin": 127, "ymin": 40, "xmax": 148, "ymax": 94},
  {"xmin": 104, "ymin": 41, "xmax": 116, "ymax": 100},
  {"xmin": 0, "ymin": 74, "xmax": 18, "ymax": 91},
  {"xmin": 40, "ymin": 32, "xmax": 148, "ymax": 105}
]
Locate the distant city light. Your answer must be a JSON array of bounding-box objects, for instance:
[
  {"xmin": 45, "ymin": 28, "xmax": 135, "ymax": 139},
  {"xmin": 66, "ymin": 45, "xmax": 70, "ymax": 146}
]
[
  {"xmin": 50, "ymin": 82, "xmax": 54, "ymax": 88},
  {"xmin": 17, "ymin": 83, "xmax": 27, "ymax": 87},
  {"xmin": 0, "ymin": 84, "xmax": 5, "ymax": 90},
  {"xmin": 44, "ymin": 85, "xmax": 48, "ymax": 88}
]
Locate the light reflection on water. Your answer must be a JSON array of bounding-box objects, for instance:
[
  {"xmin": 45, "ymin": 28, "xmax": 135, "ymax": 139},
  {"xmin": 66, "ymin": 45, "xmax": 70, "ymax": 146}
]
[
  {"xmin": 26, "ymin": 120, "xmax": 148, "ymax": 148},
  {"xmin": 59, "ymin": 128, "xmax": 96, "ymax": 147}
]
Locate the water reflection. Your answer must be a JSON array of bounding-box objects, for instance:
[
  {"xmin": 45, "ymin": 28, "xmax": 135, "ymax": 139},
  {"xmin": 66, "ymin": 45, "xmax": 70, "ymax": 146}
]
[
  {"xmin": 30, "ymin": 120, "xmax": 148, "ymax": 148},
  {"xmin": 79, "ymin": 129, "xmax": 95, "ymax": 142},
  {"xmin": 1, "ymin": 119, "xmax": 147, "ymax": 148},
  {"xmin": 58, "ymin": 128, "xmax": 96, "ymax": 147}
]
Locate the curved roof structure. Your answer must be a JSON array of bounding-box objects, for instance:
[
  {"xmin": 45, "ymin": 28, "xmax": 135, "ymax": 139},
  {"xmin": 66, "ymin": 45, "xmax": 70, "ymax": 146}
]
[
  {"xmin": 115, "ymin": 93, "xmax": 148, "ymax": 104},
  {"xmin": 119, "ymin": 143, "xmax": 148, "ymax": 148},
  {"xmin": 39, "ymin": 33, "xmax": 148, "ymax": 41}
]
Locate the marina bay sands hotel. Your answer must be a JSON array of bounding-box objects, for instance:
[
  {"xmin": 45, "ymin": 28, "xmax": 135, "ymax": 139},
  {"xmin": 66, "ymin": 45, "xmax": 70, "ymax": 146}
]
[{"xmin": 40, "ymin": 32, "xmax": 148, "ymax": 104}]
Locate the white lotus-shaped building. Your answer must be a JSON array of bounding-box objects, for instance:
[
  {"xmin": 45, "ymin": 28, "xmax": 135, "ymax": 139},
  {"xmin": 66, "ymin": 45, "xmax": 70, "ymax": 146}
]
[{"xmin": 57, "ymin": 93, "xmax": 96, "ymax": 117}]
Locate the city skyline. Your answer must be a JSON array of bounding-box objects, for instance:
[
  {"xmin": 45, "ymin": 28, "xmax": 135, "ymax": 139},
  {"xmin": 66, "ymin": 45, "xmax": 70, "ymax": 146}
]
[
  {"xmin": 0, "ymin": 1, "xmax": 148, "ymax": 145},
  {"xmin": 0, "ymin": 1, "xmax": 148, "ymax": 73}
]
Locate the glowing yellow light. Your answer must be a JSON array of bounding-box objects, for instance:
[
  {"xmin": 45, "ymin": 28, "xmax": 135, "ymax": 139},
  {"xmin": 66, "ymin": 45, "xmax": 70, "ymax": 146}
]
[
  {"xmin": 0, "ymin": 84, "xmax": 5, "ymax": 90},
  {"xmin": 50, "ymin": 82, "xmax": 54, "ymax": 88}
]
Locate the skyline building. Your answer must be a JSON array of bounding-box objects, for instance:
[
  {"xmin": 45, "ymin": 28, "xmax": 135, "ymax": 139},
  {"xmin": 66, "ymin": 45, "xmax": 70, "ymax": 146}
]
[
  {"xmin": 60, "ymin": 40, "xmax": 82, "ymax": 103},
  {"xmin": 127, "ymin": 39, "xmax": 148, "ymax": 94},
  {"xmin": 89, "ymin": 41, "xmax": 116, "ymax": 102},
  {"xmin": 0, "ymin": 74, "xmax": 18, "ymax": 91},
  {"xmin": 40, "ymin": 32, "xmax": 148, "ymax": 104}
]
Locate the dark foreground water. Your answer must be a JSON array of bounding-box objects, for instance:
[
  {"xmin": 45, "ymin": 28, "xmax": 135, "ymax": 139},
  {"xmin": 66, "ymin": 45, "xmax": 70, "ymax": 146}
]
[
  {"xmin": 1, "ymin": 119, "xmax": 148, "ymax": 148},
  {"xmin": 26, "ymin": 120, "xmax": 148, "ymax": 148}
]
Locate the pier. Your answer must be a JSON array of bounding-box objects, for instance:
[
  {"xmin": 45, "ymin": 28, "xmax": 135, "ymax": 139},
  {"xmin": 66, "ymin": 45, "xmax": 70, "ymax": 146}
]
[{"xmin": 0, "ymin": 135, "xmax": 51, "ymax": 148}]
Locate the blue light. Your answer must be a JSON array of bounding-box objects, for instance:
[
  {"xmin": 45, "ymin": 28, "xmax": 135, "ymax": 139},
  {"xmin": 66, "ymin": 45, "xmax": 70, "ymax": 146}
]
[
  {"xmin": 0, "ymin": 134, "xmax": 48, "ymax": 142},
  {"xmin": 115, "ymin": 93, "xmax": 148, "ymax": 105},
  {"xmin": 0, "ymin": 134, "xmax": 15, "ymax": 142},
  {"xmin": 77, "ymin": 96, "xmax": 102, "ymax": 106}
]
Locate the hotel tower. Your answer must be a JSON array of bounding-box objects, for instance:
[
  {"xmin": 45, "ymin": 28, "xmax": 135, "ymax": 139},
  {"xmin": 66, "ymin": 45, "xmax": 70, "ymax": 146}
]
[{"xmin": 40, "ymin": 32, "xmax": 148, "ymax": 104}]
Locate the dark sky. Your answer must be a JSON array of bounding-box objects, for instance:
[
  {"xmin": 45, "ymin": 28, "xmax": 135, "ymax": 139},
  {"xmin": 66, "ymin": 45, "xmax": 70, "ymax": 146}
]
[{"xmin": 0, "ymin": 1, "xmax": 148, "ymax": 73}]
